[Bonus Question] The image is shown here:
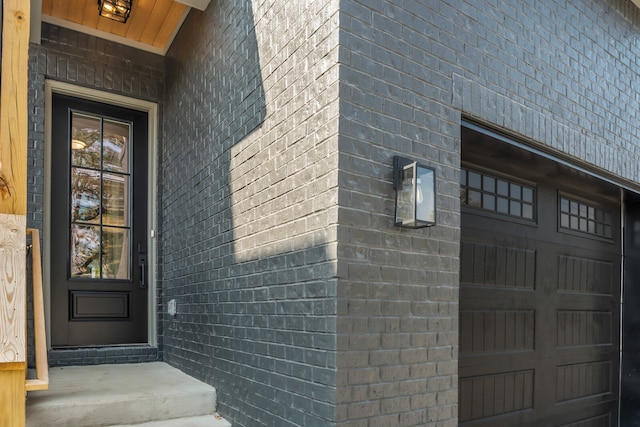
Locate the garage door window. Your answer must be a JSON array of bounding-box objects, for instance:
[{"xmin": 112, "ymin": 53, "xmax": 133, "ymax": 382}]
[
  {"xmin": 461, "ymin": 168, "xmax": 535, "ymax": 220},
  {"xmin": 559, "ymin": 195, "xmax": 613, "ymax": 238}
]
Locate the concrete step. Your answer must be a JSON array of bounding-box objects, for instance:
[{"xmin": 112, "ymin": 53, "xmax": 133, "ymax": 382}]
[
  {"xmin": 108, "ymin": 414, "xmax": 232, "ymax": 427},
  {"xmin": 26, "ymin": 362, "xmax": 230, "ymax": 427}
]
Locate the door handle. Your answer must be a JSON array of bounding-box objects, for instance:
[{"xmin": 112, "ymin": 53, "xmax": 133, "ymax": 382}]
[{"xmin": 138, "ymin": 243, "xmax": 147, "ymax": 289}]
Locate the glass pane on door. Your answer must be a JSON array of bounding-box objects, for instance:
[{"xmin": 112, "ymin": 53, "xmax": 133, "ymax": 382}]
[
  {"xmin": 102, "ymin": 227, "xmax": 130, "ymax": 280},
  {"xmin": 70, "ymin": 224, "xmax": 101, "ymax": 278},
  {"xmin": 71, "ymin": 168, "xmax": 101, "ymax": 223},
  {"xmin": 71, "ymin": 113, "xmax": 101, "ymax": 168},
  {"xmin": 103, "ymin": 173, "xmax": 129, "ymax": 226},
  {"xmin": 103, "ymin": 119, "xmax": 130, "ymax": 172},
  {"xmin": 69, "ymin": 111, "xmax": 132, "ymax": 280}
]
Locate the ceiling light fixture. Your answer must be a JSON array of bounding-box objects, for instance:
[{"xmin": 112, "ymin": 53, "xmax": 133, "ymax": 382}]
[
  {"xmin": 98, "ymin": 0, "xmax": 132, "ymax": 23},
  {"xmin": 71, "ymin": 139, "xmax": 87, "ymax": 150}
]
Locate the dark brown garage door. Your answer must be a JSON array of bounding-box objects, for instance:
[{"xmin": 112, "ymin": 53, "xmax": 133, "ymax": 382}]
[{"xmin": 459, "ymin": 126, "xmax": 621, "ymax": 427}]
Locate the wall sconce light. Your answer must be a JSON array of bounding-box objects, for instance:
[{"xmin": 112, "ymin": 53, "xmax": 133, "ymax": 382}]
[
  {"xmin": 393, "ymin": 156, "xmax": 436, "ymax": 228},
  {"xmin": 98, "ymin": 0, "xmax": 132, "ymax": 23}
]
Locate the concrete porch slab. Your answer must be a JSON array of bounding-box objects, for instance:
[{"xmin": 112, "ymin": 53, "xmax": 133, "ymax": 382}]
[
  {"xmin": 26, "ymin": 362, "xmax": 223, "ymax": 427},
  {"xmin": 109, "ymin": 414, "xmax": 232, "ymax": 426}
]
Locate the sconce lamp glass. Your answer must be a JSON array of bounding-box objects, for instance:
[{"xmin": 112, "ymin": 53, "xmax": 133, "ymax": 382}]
[
  {"xmin": 98, "ymin": 0, "xmax": 132, "ymax": 23},
  {"xmin": 393, "ymin": 156, "xmax": 436, "ymax": 228}
]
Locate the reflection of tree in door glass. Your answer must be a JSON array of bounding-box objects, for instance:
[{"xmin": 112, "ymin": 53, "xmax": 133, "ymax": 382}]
[
  {"xmin": 103, "ymin": 119, "xmax": 129, "ymax": 172},
  {"xmin": 69, "ymin": 113, "xmax": 132, "ymax": 280},
  {"xmin": 71, "ymin": 225, "xmax": 101, "ymax": 278},
  {"xmin": 71, "ymin": 168, "xmax": 100, "ymax": 222},
  {"xmin": 71, "ymin": 113, "xmax": 101, "ymax": 168}
]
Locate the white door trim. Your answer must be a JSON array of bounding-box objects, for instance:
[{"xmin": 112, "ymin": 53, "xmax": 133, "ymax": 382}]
[{"xmin": 44, "ymin": 80, "xmax": 158, "ymax": 347}]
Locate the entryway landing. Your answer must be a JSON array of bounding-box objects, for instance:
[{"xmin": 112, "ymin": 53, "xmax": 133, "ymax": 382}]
[{"xmin": 26, "ymin": 362, "xmax": 231, "ymax": 427}]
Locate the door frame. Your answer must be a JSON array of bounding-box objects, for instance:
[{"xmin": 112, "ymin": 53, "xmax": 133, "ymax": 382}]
[{"xmin": 44, "ymin": 80, "xmax": 158, "ymax": 348}]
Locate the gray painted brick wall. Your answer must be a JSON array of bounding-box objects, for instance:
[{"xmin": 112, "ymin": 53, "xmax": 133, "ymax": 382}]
[
  {"xmin": 24, "ymin": 0, "xmax": 640, "ymax": 425},
  {"xmin": 337, "ymin": 1, "xmax": 461, "ymax": 425},
  {"xmin": 27, "ymin": 23, "xmax": 165, "ymax": 366},
  {"xmin": 337, "ymin": 0, "xmax": 640, "ymax": 426},
  {"xmin": 162, "ymin": 1, "xmax": 339, "ymax": 426}
]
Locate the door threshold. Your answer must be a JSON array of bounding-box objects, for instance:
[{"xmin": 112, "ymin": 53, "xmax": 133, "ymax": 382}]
[
  {"xmin": 48, "ymin": 345, "xmax": 159, "ymax": 367},
  {"xmin": 52, "ymin": 343, "xmax": 151, "ymax": 350}
]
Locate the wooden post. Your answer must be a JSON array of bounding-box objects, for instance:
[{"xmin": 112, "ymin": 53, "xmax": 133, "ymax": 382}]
[
  {"xmin": 0, "ymin": 0, "xmax": 29, "ymax": 216},
  {"xmin": 0, "ymin": 363, "xmax": 26, "ymax": 427},
  {"xmin": 0, "ymin": 0, "xmax": 31, "ymax": 426}
]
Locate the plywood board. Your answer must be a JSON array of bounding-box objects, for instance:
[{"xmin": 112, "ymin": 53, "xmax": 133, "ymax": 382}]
[{"xmin": 0, "ymin": 214, "xmax": 26, "ymax": 364}]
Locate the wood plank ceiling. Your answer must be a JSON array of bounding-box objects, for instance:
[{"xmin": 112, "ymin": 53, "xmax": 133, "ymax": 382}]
[{"xmin": 41, "ymin": 0, "xmax": 190, "ymax": 54}]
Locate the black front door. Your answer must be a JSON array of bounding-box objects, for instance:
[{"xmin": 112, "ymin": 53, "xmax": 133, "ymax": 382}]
[{"xmin": 51, "ymin": 94, "xmax": 148, "ymax": 347}]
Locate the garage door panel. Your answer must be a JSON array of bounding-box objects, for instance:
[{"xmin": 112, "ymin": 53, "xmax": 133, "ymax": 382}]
[
  {"xmin": 461, "ymin": 360, "xmax": 619, "ymax": 423},
  {"xmin": 459, "ymin": 369, "xmax": 535, "ymax": 423},
  {"xmin": 556, "ymin": 310, "xmax": 613, "ymax": 348},
  {"xmin": 461, "ymin": 240, "xmax": 537, "ymax": 289},
  {"xmin": 557, "ymin": 254, "xmax": 615, "ymax": 295},
  {"xmin": 556, "ymin": 360, "xmax": 613, "ymax": 403},
  {"xmin": 460, "ymin": 309, "xmax": 535, "ymax": 355}
]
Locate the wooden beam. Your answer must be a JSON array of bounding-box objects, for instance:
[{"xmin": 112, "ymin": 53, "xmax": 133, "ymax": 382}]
[
  {"xmin": 1, "ymin": 1, "xmax": 31, "ymax": 426},
  {"xmin": 0, "ymin": 362, "xmax": 26, "ymax": 427},
  {"xmin": 0, "ymin": 0, "xmax": 31, "ymax": 361},
  {"xmin": 0, "ymin": 0, "xmax": 30, "ymax": 215}
]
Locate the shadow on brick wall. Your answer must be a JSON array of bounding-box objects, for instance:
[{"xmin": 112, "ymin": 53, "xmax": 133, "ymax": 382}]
[{"xmin": 162, "ymin": 1, "xmax": 337, "ymax": 426}]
